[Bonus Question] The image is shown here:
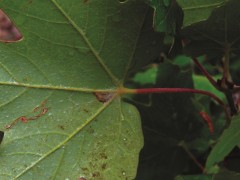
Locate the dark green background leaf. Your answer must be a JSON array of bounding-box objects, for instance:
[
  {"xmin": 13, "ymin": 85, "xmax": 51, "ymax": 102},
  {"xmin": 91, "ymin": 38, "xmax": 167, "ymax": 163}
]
[
  {"xmin": 182, "ymin": 0, "xmax": 240, "ymax": 60},
  {"xmin": 135, "ymin": 61, "xmax": 205, "ymax": 179},
  {"xmin": 175, "ymin": 174, "xmax": 212, "ymax": 180},
  {"xmin": 144, "ymin": 0, "xmax": 183, "ymax": 33},
  {"xmin": 177, "ymin": 0, "xmax": 226, "ymax": 27}
]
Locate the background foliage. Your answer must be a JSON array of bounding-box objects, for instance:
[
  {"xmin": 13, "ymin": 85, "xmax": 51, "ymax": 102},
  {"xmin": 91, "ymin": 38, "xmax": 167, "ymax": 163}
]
[{"xmin": 135, "ymin": 0, "xmax": 240, "ymax": 179}]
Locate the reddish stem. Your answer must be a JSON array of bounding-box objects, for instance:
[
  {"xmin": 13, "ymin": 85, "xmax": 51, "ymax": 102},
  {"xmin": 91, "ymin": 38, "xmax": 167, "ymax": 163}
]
[
  {"xmin": 179, "ymin": 141, "xmax": 205, "ymax": 172},
  {"xmin": 192, "ymin": 57, "xmax": 219, "ymax": 90},
  {"xmin": 121, "ymin": 87, "xmax": 230, "ymax": 120},
  {"xmin": 199, "ymin": 111, "xmax": 214, "ymax": 135},
  {"xmin": 135, "ymin": 88, "xmax": 224, "ymax": 106},
  {"xmin": 133, "ymin": 87, "xmax": 230, "ymax": 119}
]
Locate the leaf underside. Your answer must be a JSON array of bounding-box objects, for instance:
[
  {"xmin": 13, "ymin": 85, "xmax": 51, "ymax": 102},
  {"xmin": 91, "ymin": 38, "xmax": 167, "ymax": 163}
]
[{"xmin": 0, "ymin": 0, "xmax": 148, "ymax": 179}]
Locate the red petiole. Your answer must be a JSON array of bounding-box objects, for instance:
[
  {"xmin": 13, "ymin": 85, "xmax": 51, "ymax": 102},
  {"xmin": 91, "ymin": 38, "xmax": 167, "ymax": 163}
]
[
  {"xmin": 121, "ymin": 87, "xmax": 224, "ymax": 105},
  {"xmin": 118, "ymin": 87, "xmax": 230, "ymax": 119}
]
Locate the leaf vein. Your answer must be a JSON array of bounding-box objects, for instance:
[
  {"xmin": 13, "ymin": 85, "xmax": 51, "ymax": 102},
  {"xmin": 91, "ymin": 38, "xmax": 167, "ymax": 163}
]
[
  {"xmin": 50, "ymin": 0, "xmax": 119, "ymax": 85},
  {"xmin": 0, "ymin": 62, "xmax": 20, "ymax": 82},
  {"xmin": 15, "ymin": 95, "xmax": 116, "ymax": 178},
  {"xmin": 182, "ymin": 2, "xmax": 225, "ymax": 11}
]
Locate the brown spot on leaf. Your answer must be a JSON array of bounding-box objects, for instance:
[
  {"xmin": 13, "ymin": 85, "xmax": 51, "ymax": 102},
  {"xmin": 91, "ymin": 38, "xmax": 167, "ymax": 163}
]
[
  {"xmin": 78, "ymin": 178, "xmax": 86, "ymax": 180},
  {"xmin": 81, "ymin": 167, "xmax": 89, "ymax": 172},
  {"xmin": 100, "ymin": 152, "xmax": 108, "ymax": 159},
  {"xmin": 101, "ymin": 163, "xmax": 107, "ymax": 170},
  {"xmin": 92, "ymin": 172, "xmax": 100, "ymax": 178},
  {"xmin": 5, "ymin": 99, "xmax": 49, "ymax": 129},
  {"xmin": 87, "ymin": 126, "xmax": 94, "ymax": 134},
  {"xmin": 0, "ymin": 9, "xmax": 23, "ymax": 42},
  {"xmin": 58, "ymin": 125, "xmax": 65, "ymax": 130},
  {"xmin": 93, "ymin": 92, "xmax": 114, "ymax": 103},
  {"xmin": 83, "ymin": 108, "xmax": 89, "ymax": 113},
  {"xmin": 0, "ymin": 131, "xmax": 4, "ymax": 144}
]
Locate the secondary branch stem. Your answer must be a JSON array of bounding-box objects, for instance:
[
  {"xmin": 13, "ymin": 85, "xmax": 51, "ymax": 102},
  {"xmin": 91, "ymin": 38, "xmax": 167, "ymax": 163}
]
[{"xmin": 192, "ymin": 57, "xmax": 219, "ymax": 90}]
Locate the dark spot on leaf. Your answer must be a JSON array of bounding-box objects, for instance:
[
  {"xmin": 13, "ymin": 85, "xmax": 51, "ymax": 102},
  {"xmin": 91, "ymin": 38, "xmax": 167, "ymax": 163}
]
[
  {"xmin": 81, "ymin": 167, "xmax": 89, "ymax": 172},
  {"xmin": 100, "ymin": 152, "xmax": 107, "ymax": 159},
  {"xmin": 83, "ymin": 0, "xmax": 89, "ymax": 3},
  {"xmin": 87, "ymin": 126, "xmax": 94, "ymax": 134},
  {"xmin": 93, "ymin": 92, "xmax": 114, "ymax": 103},
  {"xmin": 22, "ymin": 76, "xmax": 31, "ymax": 83},
  {"xmin": 58, "ymin": 125, "xmax": 65, "ymax": 130},
  {"xmin": 0, "ymin": 9, "xmax": 23, "ymax": 42},
  {"xmin": 83, "ymin": 108, "xmax": 89, "ymax": 113},
  {"xmin": 101, "ymin": 163, "xmax": 107, "ymax": 170},
  {"xmin": 0, "ymin": 131, "xmax": 4, "ymax": 144},
  {"xmin": 89, "ymin": 162, "xmax": 96, "ymax": 168},
  {"xmin": 92, "ymin": 172, "xmax": 100, "ymax": 178}
]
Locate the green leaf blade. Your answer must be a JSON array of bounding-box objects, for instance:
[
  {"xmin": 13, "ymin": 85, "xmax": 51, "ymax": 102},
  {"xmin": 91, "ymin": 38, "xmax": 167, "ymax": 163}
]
[
  {"xmin": 177, "ymin": 0, "xmax": 226, "ymax": 27},
  {"xmin": 0, "ymin": 0, "xmax": 147, "ymax": 179},
  {"xmin": 206, "ymin": 115, "xmax": 240, "ymax": 172}
]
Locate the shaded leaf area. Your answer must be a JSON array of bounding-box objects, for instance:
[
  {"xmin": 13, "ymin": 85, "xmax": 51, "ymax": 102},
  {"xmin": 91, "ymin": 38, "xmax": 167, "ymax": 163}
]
[
  {"xmin": 144, "ymin": 0, "xmax": 183, "ymax": 34},
  {"xmin": 175, "ymin": 174, "xmax": 212, "ymax": 180},
  {"xmin": 182, "ymin": 0, "xmax": 240, "ymax": 62},
  {"xmin": 144, "ymin": 0, "xmax": 225, "ymax": 33},
  {"xmin": 206, "ymin": 115, "xmax": 240, "ymax": 172},
  {"xmin": 177, "ymin": 0, "xmax": 226, "ymax": 27},
  {"xmin": 132, "ymin": 56, "xmax": 226, "ymax": 144},
  {"xmin": 0, "ymin": 0, "xmax": 155, "ymax": 179},
  {"xmin": 213, "ymin": 169, "xmax": 240, "ymax": 180},
  {"xmin": 176, "ymin": 169, "xmax": 240, "ymax": 180},
  {"xmin": 223, "ymin": 147, "xmax": 240, "ymax": 173},
  {"xmin": 129, "ymin": 7, "xmax": 164, "ymax": 73},
  {"xmin": 229, "ymin": 57, "xmax": 240, "ymax": 84},
  {"xmin": 134, "ymin": 61, "xmax": 214, "ymax": 179}
]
